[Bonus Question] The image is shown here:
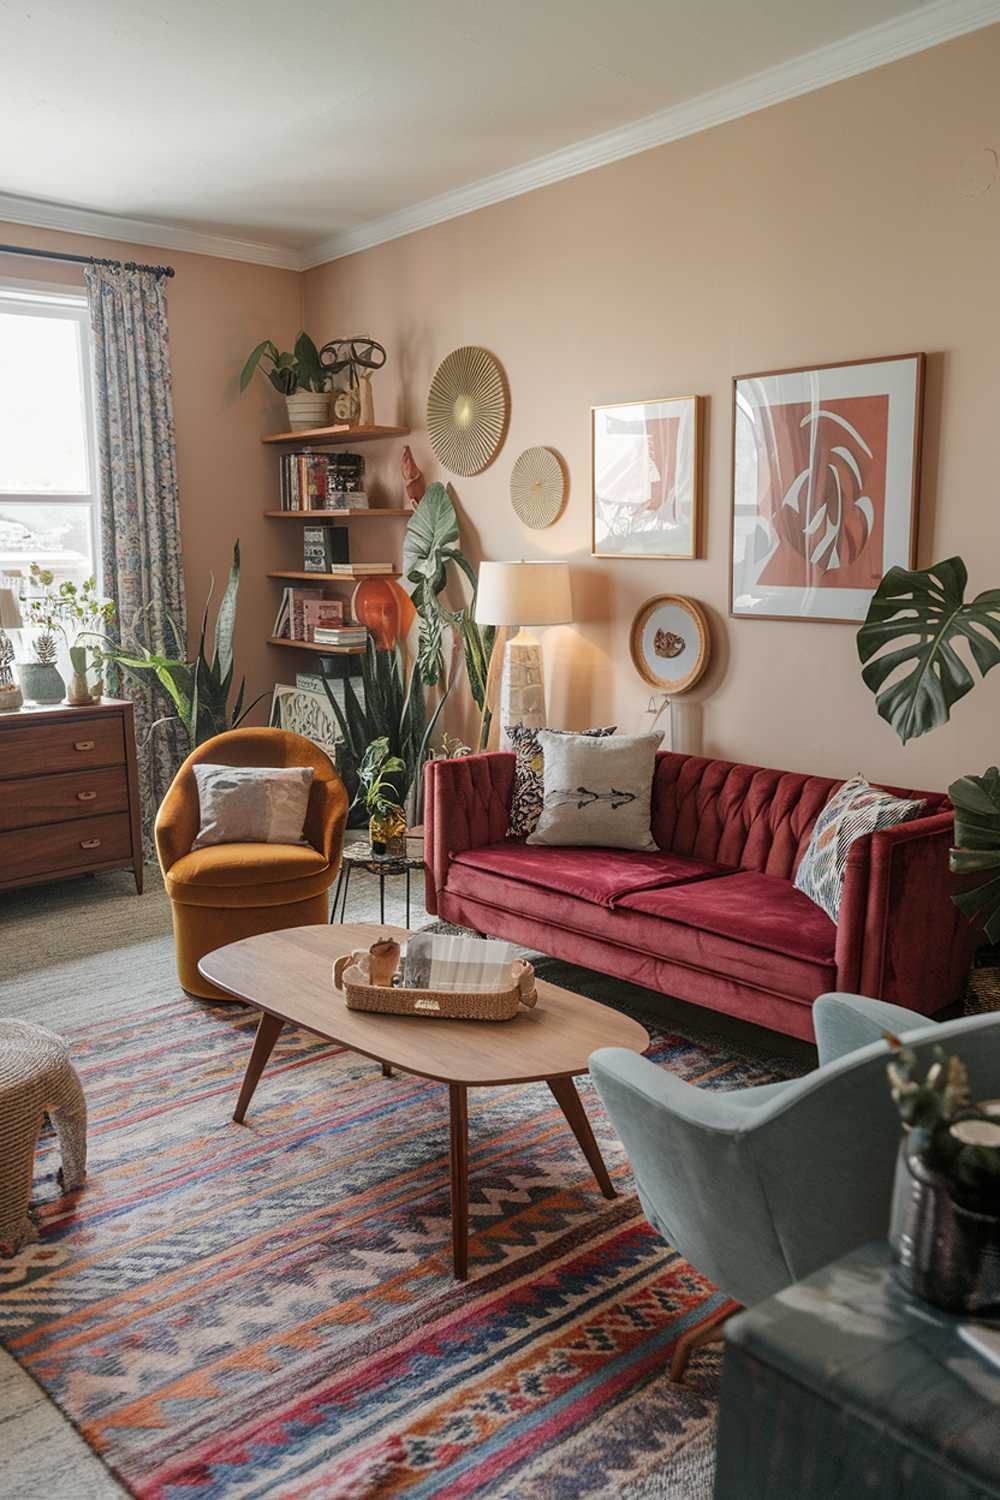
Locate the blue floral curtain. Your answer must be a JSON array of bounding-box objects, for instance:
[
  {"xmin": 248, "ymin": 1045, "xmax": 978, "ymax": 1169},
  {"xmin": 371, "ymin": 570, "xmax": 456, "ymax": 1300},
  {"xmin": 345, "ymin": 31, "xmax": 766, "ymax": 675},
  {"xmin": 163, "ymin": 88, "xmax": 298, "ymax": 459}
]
[{"xmin": 84, "ymin": 265, "xmax": 187, "ymax": 852}]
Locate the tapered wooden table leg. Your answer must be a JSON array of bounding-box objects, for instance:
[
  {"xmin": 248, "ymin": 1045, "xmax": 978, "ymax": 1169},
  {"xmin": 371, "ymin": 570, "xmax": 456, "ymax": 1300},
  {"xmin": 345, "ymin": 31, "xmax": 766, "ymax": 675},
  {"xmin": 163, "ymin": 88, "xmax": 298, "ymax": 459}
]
[
  {"xmin": 449, "ymin": 1083, "xmax": 469, "ymax": 1280},
  {"xmin": 548, "ymin": 1076, "xmax": 616, "ymax": 1199},
  {"xmin": 233, "ymin": 1012, "xmax": 284, "ymax": 1123}
]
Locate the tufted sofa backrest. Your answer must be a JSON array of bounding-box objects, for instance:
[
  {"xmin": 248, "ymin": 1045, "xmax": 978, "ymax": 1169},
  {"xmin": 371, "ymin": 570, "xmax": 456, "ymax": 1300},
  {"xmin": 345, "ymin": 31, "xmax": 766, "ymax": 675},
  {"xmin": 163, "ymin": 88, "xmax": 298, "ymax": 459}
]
[{"xmin": 650, "ymin": 752, "xmax": 947, "ymax": 881}]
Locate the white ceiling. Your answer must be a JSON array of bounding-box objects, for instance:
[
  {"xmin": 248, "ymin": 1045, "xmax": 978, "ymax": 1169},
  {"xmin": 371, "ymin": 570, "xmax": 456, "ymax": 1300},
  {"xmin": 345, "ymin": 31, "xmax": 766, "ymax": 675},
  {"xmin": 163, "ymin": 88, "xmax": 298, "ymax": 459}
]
[{"xmin": 0, "ymin": 0, "xmax": 996, "ymax": 269}]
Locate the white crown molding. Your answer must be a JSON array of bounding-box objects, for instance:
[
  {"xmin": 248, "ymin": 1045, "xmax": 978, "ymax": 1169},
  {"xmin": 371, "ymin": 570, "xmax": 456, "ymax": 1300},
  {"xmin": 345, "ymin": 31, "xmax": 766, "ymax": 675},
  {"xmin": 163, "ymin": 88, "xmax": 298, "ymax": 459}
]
[
  {"xmin": 0, "ymin": 191, "xmax": 302, "ymax": 272},
  {"xmin": 301, "ymin": 0, "xmax": 1000, "ymax": 268}
]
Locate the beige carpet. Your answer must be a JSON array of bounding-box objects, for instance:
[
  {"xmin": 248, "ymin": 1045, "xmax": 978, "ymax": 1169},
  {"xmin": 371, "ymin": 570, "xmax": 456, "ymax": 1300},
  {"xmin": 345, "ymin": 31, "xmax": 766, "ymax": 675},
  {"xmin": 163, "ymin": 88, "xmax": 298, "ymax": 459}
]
[{"xmin": 0, "ymin": 862, "xmax": 423, "ymax": 1500}]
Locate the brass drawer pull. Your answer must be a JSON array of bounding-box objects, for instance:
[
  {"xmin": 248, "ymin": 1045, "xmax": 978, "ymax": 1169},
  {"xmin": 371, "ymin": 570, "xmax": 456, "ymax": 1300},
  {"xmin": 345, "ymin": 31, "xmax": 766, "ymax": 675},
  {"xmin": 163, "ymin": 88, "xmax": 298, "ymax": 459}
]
[
  {"xmin": 76, "ymin": 790, "xmax": 97, "ymax": 801},
  {"xmin": 80, "ymin": 837, "xmax": 102, "ymax": 849},
  {"xmin": 74, "ymin": 740, "xmax": 96, "ymax": 751}
]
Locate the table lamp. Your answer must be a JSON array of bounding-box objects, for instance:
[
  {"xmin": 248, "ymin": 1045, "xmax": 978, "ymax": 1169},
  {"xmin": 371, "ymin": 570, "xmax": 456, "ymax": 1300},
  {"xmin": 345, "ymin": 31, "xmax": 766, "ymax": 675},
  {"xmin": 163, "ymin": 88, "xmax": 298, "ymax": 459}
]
[
  {"xmin": 0, "ymin": 588, "xmax": 24, "ymax": 712},
  {"xmin": 474, "ymin": 561, "xmax": 572, "ymax": 735}
]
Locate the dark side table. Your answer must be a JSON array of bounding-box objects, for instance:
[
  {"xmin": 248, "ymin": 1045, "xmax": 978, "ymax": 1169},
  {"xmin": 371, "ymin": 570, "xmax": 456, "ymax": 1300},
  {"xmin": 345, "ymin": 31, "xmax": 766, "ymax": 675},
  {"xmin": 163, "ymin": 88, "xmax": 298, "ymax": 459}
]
[
  {"xmin": 331, "ymin": 830, "xmax": 425, "ymax": 926},
  {"xmin": 714, "ymin": 1240, "xmax": 1000, "ymax": 1500}
]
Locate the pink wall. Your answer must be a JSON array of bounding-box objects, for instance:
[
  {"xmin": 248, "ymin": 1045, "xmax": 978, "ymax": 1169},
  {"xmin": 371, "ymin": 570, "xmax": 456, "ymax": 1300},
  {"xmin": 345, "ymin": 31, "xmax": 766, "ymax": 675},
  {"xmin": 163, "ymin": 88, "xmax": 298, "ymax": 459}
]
[
  {"xmin": 303, "ymin": 27, "xmax": 1000, "ymax": 793},
  {"xmin": 0, "ymin": 225, "xmax": 303, "ymax": 713}
]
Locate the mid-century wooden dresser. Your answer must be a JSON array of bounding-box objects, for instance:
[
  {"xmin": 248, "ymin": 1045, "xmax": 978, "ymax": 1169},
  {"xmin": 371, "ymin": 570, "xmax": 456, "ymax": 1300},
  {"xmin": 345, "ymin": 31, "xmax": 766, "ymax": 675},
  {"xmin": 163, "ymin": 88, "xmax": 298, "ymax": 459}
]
[{"xmin": 0, "ymin": 698, "xmax": 143, "ymax": 894}]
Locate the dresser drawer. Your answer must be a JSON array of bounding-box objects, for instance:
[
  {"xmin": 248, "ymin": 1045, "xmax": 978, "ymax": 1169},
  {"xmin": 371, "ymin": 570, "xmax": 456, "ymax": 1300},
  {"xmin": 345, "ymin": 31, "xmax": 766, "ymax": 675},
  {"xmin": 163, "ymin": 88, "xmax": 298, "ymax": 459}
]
[
  {"xmin": 0, "ymin": 714, "xmax": 125, "ymax": 775},
  {"xmin": 0, "ymin": 812, "xmax": 133, "ymax": 881},
  {"xmin": 0, "ymin": 767, "xmax": 129, "ymax": 831}
]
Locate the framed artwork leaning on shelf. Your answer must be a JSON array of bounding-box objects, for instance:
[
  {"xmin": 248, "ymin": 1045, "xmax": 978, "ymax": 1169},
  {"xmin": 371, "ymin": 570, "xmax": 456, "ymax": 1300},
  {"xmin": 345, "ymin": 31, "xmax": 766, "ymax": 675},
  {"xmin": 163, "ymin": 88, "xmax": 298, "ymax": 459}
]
[
  {"xmin": 591, "ymin": 395, "xmax": 702, "ymax": 559},
  {"xmin": 730, "ymin": 353, "xmax": 924, "ymax": 623}
]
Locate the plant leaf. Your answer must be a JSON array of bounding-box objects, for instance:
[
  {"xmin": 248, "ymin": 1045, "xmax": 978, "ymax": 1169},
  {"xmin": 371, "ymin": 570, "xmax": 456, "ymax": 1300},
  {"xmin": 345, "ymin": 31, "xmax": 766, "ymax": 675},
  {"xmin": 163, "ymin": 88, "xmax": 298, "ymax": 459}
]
[
  {"xmin": 857, "ymin": 557, "xmax": 1000, "ymax": 743},
  {"xmin": 403, "ymin": 483, "xmax": 459, "ymax": 598},
  {"xmin": 949, "ymin": 767, "xmax": 1000, "ymax": 941}
]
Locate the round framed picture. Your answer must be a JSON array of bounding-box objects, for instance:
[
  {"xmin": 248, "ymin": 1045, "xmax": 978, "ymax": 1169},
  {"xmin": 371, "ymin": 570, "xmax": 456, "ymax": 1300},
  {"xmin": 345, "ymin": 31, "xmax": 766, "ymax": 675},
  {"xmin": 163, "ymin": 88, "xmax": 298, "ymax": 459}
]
[{"xmin": 629, "ymin": 595, "xmax": 710, "ymax": 693}]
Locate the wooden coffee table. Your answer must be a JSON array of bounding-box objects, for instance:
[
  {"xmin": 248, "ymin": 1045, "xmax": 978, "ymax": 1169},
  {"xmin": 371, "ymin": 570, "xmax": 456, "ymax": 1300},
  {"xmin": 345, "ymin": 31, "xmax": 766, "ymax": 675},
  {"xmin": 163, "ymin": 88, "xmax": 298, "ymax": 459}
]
[{"xmin": 199, "ymin": 923, "xmax": 649, "ymax": 1279}]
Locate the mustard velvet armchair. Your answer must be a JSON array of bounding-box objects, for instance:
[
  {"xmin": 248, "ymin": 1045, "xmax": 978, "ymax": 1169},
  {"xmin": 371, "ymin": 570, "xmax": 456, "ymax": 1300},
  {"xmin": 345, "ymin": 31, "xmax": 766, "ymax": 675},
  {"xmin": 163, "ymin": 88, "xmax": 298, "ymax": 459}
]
[{"xmin": 156, "ymin": 728, "xmax": 349, "ymax": 1000}]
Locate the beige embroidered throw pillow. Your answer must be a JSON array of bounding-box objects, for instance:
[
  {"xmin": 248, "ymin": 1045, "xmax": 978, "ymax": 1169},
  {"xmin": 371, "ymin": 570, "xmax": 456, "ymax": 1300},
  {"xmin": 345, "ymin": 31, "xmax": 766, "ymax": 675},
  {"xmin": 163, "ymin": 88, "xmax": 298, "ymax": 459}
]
[
  {"xmin": 527, "ymin": 732, "xmax": 660, "ymax": 850},
  {"xmin": 192, "ymin": 764, "xmax": 315, "ymax": 848}
]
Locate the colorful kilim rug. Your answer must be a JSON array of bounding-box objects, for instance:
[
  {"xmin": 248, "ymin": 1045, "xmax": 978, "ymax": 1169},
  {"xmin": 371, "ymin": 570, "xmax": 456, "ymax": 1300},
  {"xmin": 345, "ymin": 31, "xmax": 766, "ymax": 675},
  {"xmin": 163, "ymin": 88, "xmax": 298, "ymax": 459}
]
[{"xmin": 0, "ymin": 994, "xmax": 793, "ymax": 1499}]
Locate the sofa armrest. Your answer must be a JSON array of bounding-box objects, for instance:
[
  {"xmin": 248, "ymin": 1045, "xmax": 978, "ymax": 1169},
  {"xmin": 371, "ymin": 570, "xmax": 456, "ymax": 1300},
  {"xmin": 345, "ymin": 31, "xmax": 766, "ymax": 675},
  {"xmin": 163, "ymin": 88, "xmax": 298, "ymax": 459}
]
[
  {"xmin": 837, "ymin": 811, "xmax": 976, "ymax": 1014},
  {"xmin": 422, "ymin": 752, "xmax": 515, "ymax": 914}
]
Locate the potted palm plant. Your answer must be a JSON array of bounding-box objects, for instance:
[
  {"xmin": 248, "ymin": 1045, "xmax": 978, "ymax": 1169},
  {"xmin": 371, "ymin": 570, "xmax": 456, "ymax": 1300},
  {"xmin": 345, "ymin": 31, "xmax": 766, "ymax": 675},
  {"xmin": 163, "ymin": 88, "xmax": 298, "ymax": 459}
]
[{"xmin": 240, "ymin": 332, "xmax": 330, "ymax": 431}]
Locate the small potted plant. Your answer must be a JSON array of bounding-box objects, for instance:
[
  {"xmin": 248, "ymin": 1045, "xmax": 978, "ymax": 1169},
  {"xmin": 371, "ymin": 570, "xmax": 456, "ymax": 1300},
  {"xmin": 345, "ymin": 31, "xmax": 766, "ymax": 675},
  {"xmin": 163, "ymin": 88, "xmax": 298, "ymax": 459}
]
[
  {"xmin": 358, "ymin": 736, "xmax": 408, "ymax": 855},
  {"xmin": 240, "ymin": 331, "xmax": 330, "ymax": 431},
  {"xmin": 887, "ymin": 1034, "xmax": 1000, "ymax": 1313}
]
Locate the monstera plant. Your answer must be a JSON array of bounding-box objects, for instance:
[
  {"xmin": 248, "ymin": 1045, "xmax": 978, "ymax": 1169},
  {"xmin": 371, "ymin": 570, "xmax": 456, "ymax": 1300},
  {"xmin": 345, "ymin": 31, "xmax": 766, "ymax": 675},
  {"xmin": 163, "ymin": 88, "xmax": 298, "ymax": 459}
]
[
  {"xmin": 402, "ymin": 482, "xmax": 497, "ymax": 749},
  {"xmin": 858, "ymin": 556, "xmax": 1000, "ymax": 940}
]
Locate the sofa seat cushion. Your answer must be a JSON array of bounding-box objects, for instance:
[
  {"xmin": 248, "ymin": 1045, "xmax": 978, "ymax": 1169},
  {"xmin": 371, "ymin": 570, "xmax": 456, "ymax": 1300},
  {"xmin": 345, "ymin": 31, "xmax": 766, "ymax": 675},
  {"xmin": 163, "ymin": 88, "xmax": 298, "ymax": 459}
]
[
  {"xmin": 450, "ymin": 842, "xmax": 730, "ymax": 908},
  {"xmin": 618, "ymin": 871, "xmax": 836, "ymax": 967},
  {"xmin": 444, "ymin": 863, "xmax": 835, "ymax": 1002},
  {"xmin": 166, "ymin": 842, "xmax": 331, "ymax": 908}
]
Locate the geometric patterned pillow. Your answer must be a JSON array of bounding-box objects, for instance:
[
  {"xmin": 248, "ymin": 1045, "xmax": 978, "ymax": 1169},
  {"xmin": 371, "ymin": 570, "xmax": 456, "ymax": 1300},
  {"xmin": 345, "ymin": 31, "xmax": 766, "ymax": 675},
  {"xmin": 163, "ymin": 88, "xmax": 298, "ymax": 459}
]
[
  {"xmin": 794, "ymin": 774, "xmax": 926, "ymax": 922},
  {"xmin": 506, "ymin": 724, "xmax": 617, "ymax": 840}
]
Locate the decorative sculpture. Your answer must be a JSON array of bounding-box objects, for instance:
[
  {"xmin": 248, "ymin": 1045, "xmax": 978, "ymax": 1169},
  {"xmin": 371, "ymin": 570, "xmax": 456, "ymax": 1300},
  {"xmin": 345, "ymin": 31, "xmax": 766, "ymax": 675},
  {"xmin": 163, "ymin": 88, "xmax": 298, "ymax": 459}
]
[
  {"xmin": 319, "ymin": 337, "xmax": 387, "ymax": 429},
  {"xmin": 401, "ymin": 445, "xmax": 426, "ymax": 508}
]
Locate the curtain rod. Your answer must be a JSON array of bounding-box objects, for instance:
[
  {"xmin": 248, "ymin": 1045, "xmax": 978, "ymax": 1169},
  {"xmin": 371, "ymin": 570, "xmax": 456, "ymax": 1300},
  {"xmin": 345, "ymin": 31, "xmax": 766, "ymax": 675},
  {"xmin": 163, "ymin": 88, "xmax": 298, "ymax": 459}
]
[{"xmin": 0, "ymin": 243, "xmax": 175, "ymax": 278}]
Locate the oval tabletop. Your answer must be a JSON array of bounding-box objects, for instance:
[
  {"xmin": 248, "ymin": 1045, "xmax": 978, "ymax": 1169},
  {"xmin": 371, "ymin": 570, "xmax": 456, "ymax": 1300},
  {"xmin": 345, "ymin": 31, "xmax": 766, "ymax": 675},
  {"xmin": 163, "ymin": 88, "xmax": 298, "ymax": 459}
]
[{"xmin": 199, "ymin": 923, "xmax": 649, "ymax": 1087}]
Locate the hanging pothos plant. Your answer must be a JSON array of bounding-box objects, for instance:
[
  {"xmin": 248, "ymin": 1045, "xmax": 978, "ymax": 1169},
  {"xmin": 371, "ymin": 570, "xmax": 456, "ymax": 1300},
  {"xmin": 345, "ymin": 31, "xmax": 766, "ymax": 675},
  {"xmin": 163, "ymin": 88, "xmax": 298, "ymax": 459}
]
[
  {"xmin": 402, "ymin": 483, "xmax": 496, "ymax": 750},
  {"xmin": 857, "ymin": 556, "xmax": 1000, "ymax": 941}
]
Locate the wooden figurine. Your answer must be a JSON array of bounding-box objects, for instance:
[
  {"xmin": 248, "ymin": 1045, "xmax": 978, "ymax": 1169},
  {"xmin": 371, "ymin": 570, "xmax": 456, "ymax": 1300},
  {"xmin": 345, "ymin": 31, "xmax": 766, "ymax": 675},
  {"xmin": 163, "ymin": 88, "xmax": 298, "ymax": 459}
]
[{"xmin": 401, "ymin": 445, "xmax": 426, "ymax": 508}]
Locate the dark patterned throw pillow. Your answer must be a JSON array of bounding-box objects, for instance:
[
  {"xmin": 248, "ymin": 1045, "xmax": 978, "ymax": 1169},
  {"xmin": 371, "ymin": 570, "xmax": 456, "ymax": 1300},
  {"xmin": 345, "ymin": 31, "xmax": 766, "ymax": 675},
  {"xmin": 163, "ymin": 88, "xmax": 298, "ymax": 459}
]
[{"xmin": 507, "ymin": 724, "xmax": 617, "ymax": 839}]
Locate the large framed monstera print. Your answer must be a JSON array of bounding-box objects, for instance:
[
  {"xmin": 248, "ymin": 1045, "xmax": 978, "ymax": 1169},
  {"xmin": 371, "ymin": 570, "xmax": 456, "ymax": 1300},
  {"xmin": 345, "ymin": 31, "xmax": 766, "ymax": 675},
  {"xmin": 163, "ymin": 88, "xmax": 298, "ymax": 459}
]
[{"xmin": 730, "ymin": 354, "xmax": 924, "ymax": 622}]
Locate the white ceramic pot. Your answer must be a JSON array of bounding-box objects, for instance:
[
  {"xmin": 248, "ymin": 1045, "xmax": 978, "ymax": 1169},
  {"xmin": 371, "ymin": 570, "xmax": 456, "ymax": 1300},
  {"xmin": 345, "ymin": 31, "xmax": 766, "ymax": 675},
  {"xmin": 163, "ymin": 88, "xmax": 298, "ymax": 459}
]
[{"xmin": 285, "ymin": 392, "xmax": 329, "ymax": 432}]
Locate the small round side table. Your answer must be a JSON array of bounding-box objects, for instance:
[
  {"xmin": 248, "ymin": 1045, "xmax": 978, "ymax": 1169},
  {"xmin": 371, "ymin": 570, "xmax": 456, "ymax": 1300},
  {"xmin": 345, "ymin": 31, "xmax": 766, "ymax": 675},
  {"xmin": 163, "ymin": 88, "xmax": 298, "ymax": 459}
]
[{"xmin": 331, "ymin": 830, "xmax": 425, "ymax": 926}]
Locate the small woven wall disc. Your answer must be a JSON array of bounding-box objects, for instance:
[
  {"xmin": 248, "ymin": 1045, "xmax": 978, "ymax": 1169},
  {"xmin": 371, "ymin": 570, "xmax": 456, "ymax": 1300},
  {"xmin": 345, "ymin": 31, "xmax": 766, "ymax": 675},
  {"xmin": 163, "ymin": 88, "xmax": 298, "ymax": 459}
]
[
  {"xmin": 510, "ymin": 447, "xmax": 566, "ymax": 528},
  {"xmin": 426, "ymin": 346, "xmax": 508, "ymax": 476}
]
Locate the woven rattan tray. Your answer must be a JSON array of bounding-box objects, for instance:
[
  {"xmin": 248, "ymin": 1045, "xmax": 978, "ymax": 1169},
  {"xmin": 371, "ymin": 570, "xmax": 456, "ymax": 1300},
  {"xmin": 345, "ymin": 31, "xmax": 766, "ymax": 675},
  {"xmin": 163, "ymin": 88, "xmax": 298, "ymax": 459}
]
[{"xmin": 333, "ymin": 951, "xmax": 537, "ymax": 1021}]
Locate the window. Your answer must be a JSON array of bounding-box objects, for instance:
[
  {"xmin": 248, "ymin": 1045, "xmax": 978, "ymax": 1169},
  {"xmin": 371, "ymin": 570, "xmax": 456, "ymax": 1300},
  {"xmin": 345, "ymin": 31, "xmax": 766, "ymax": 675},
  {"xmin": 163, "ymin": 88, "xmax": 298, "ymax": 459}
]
[{"xmin": 0, "ymin": 283, "xmax": 99, "ymax": 595}]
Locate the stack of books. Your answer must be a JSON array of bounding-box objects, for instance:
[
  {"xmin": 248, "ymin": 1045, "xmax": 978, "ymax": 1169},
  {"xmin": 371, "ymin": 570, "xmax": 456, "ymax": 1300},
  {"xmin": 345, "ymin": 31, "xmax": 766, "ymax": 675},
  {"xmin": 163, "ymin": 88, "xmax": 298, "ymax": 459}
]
[
  {"xmin": 313, "ymin": 625, "xmax": 369, "ymax": 649},
  {"xmin": 278, "ymin": 451, "xmax": 367, "ymax": 511}
]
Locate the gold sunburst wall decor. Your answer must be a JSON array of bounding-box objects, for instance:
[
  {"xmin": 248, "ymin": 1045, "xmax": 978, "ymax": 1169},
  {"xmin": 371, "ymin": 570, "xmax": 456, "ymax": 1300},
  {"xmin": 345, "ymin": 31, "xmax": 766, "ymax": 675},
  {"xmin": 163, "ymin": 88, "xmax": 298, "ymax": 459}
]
[
  {"xmin": 426, "ymin": 346, "xmax": 509, "ymax": 476},
  {"xmin": 510, "ymin": 446, "xmax": 567, "ymax": 529}
]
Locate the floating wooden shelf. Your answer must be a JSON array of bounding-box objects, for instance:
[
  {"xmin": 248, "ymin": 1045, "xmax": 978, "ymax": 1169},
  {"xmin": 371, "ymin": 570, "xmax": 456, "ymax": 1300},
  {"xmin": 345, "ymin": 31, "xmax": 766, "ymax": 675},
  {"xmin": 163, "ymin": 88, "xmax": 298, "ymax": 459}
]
[
  {"xmin": 268, "ymin": 569, "xmax": 401, "ymax": 583},
  {"xmin": 262, "ymin": 424, "xmax": 409, "ymax": 446},
  {"xmin": 264, "ymin": 508, "xmax": 412, "ymax": 520},
  {"xmin": 268, "ymin": 636, "xmax": 367, "ymax": 656}
]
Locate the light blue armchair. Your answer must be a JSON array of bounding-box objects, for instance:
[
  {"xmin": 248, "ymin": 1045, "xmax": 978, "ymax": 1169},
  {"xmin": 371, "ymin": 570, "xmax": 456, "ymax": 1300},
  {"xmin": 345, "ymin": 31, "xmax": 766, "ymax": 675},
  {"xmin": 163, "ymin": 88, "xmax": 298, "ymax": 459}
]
[{"xmin": 590, "ymin": 993, "xmax": 1000, "ymax": 1380}]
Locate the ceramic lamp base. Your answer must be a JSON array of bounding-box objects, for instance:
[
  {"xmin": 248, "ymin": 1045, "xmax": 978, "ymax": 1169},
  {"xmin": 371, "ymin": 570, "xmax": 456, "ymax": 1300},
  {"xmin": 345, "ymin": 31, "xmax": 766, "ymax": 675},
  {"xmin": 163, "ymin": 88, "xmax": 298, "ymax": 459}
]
[{"xmin": 500, "ymin": 628, "xmax": 546, "ymax": 744}]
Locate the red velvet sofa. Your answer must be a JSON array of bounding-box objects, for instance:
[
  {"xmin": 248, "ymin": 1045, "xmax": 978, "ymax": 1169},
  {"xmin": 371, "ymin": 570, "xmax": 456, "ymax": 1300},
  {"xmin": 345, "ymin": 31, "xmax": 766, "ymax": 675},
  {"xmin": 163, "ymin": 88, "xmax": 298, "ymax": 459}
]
[{"xmin": 423, "ymin": 750, "xmax": 975, "ymax": 1041}]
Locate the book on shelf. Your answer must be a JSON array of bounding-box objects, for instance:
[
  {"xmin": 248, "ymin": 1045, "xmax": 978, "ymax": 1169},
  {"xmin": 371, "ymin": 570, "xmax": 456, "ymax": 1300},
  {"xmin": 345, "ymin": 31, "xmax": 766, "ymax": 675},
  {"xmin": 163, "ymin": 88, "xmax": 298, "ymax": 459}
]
[
  {"xmin": 302, "ymin": 525, "xmax": 350, "ymax": 572},
  {"xmin": 302, "ymin": 597, "xmax": 345, "ymax": 641},
  {"xmin": 272, "ymin": 584, "xmax": 341, "ymax": 640}
]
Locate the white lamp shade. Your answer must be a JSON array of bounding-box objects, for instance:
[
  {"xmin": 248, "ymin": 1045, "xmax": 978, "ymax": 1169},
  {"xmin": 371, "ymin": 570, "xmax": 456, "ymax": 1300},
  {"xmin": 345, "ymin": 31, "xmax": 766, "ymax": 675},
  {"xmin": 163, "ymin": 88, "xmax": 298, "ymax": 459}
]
[
  {"xmin": 0, "ymin": 589, "xmax": 23, "ymax": 629},
  {"xmin": 474, "ymin": 561, "xmax": 572, "ymax": 627}
]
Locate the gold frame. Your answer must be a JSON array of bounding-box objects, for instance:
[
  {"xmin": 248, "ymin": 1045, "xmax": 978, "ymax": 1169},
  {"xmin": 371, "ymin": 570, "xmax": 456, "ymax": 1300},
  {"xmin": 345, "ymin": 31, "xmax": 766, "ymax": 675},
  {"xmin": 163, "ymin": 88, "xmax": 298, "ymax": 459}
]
[
  {"xmin": 591, "ymin": 394, "xmax": 704, "ymax": 560},
  {"xmin": 629, "ymin": 594, "xmax": 711, "ymax": 693}
]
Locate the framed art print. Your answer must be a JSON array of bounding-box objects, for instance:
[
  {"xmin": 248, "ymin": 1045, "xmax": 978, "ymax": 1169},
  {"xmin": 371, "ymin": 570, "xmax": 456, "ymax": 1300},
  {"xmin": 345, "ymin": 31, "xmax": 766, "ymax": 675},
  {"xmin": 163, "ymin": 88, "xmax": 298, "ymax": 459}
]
[
  {"xmin": 730, "ymin": 353, "xmax": 924, "ymax": 622},
  {"xmin": 592, "ymin": 395, "xmax": 702, "ymax": 558}
]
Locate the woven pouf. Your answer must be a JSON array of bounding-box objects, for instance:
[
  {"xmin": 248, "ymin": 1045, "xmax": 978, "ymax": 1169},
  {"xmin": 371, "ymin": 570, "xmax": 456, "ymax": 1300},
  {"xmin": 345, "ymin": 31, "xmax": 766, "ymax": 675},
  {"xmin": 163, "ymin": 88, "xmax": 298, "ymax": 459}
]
[{"xmin": 0, "ymin": 1019, "xmax": 87, "ymax": 1255}]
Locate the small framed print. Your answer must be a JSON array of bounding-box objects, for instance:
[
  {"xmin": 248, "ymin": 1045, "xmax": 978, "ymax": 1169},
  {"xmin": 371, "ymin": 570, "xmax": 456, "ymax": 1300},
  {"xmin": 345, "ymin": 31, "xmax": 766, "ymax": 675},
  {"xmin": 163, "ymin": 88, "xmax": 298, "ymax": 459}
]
[
  {"xmin": 592, "ymin": 395, "xmax": 702, "ymax": 559},
  {"xmin": 730, "ymin": 353, "xmax": 924, "ymax": 623}
]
